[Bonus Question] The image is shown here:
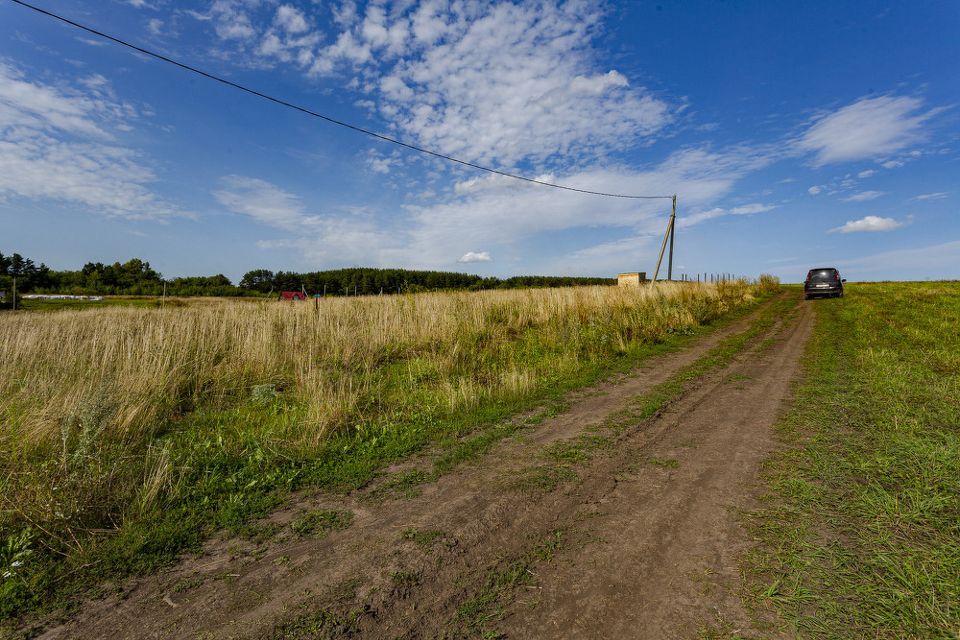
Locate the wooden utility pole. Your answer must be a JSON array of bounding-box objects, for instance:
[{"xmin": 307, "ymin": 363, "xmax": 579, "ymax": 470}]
[
  {"xmin": 11, "ymin": 276, "xmax": 16, "ymax": 311},
  {"xmin": 651, "ymin": 194, "xmax": 677, "ymax": 285},
  {"xmin": 667, "ymin": 194, "xmax": 677, "ymax": 281}
]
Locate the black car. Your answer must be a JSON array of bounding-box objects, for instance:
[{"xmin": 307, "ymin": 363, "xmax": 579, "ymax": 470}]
[{"xmin": 804, "ymin": 267, "xmax": 846, "ymax": 299}]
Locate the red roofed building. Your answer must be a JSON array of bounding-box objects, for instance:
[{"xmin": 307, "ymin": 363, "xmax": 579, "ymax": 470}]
[{"xmin": 279, "ymin": 291, "xmax": 307, "ymax": 301}]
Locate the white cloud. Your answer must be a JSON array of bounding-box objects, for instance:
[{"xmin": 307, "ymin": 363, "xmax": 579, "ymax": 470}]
[
  {"xmin": 147, "ymin": 18, "xmax": 164, "ymax": 35},
  {"xmin": 77, "ymin": 37, "xmax": 110, "ymax": 47},
  {"xmin": 457, "ymin": 251, "xmax": 492, "ymax": 263},
  {"xmin": 366, "ymin": 152, "xmax": 400, "ymax": 174},
  {"xmin": 557, "ymin": 234, "xmax": 656, "ymax": 276},
  {"xmin": 808, "ymin": 185, "xmax": 822, "ymax": 195},
  {"xmin": 857, "ymin": 169, "xmax": 875, "ymax": 178},
  {"xmin": 241, "ymin": 2, "xmax": 324, "ymax": 65},
  {"xmin": 571, "ymin": 235, "xmax": 650, "ymax": 259},
  {"xmin": 914, "ymin": 192, "xmax": 947, "ymax": 201},
  {"xmin": 798, "ymin": 96, "xmax": 936, "ymax": 165},
  {"xmin": 209, "ymin": 0, "xmax": 258, "ymax": 40},
  {"xmin": 679, "ymin": 202, "xmax": 777, "ymax": 228},
  {"xmin": 398, "ymin": 145, "xmax": 774, "ymax": 269},
  {"xmin": 213, "ymin": 175, "xmax": 401, "ymax": 266},
  {"xmin": 202, "ymin": 1, "xmax": 674, "ymax": 168},
  {"xmin": 355, "ymin": 2, "xmax": 672, "ymax": 166},
  {"xmin": 730, "ymin": 203, "xmax": 776, "ymax": 215},
  {"xmin": 0, "ymin": 65, "xmax": 110, "ymax": 137},
  {"xmin": 275, "ymin": 5, "xmax": 309, "ymax": 34},
  {"xmin": 881, "ymin": 159, "xmax": 905, "ymax": 169},
  {"xmin": 842, "ymin": 190, "xmax": 886, "ymax": 202},
  {"xmin": 0, "ymin": 62, "xmax": 179, "ymax": 220},
  {"xmin": 221, "ymin": 144, "xmax": 774, "ymax": 272},
  {"xmin": 213, "ymin": 175, "xmax": 317, "ymax": 230},
  {"xmin": 830, "ymin": 215, "xmax": 904, "ymax": 233}
]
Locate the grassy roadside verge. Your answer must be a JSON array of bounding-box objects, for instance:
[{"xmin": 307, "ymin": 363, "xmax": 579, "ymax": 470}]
[
  {"xmin": 1, "ymin": 284, "xmax": 780, "ymax": 631},
  {"xmin": 744, "ymin": 282, "xmax": 960, "ymax": 638}
]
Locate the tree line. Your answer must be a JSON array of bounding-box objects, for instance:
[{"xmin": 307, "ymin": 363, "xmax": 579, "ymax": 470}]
[
  {"xmin": 239, "ymin": 268, "xmax": 612, "ymax": 295},
  {"xmin": 1, "ymin": 252, "xmax": 614, "ymax": 299},
  {"xmin": 1, "ymin": 253, "xmax": 241, "ymax": 297}
]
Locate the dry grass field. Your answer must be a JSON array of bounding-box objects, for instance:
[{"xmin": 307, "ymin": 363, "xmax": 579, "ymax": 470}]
[{"xmin": 0, "ymin": 279, "xmax": 775, "ymax": 622}]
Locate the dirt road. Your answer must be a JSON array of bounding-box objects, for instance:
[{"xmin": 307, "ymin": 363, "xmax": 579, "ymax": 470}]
[{"xmin": 40, "ymin": 294, "xmax": 810, "ymax": 639}]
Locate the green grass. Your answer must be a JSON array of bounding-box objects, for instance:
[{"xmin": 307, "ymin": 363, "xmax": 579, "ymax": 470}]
[
  {"xmin": 390, "ymin": 568, "xmax": 421, "ymax": 588},
  {"xmin": 0, "ymin": 285, "xmax": 778, "ymax": 628},
  {"xmin": 745, "ymin": 282, "xmax": 960, "ymax": 638},
  {"xmin": 455, "ymin": 559, "xmax": 537, "ymax": 633},
  {"xmin": 264, "ymin": 606, "xmax": 367, "ymax": 640},
  {"xmin": 14, "ymin": 296, "xmax": 165, "ymax": 312},
  {"xmin": 401, "ymin": 528, "xmax": 446, "ymax": 548},
  {"xmin": 452, "ymin": 529, "xmax": 567, "ymax": 638},
  {"xmin": 290, "ymin": 510, "xmax": 353, "ymax": 538},
  {"xmin": 646, "ymin": 457, "xmax": 680, "ymax": 469}
]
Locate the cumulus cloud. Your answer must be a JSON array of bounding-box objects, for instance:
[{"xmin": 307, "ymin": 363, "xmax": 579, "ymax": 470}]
[
  {"xmin": 219, "ymin": 144, "xmax": 774, "ymax": 271},
  {"xmin": 798, "ymin": 96, "xmax": 936, "ymax": 165},
  {"xmin": 857, "ymin": 169, "xmax": 875, "ymax": 178},
  {"xmin": 457, "ymin": 251, "xmax": 492, "ymax": 263},
  {"xmin": 199, "ymin": 1, "xmax": 673, "ymax": 168},
  {"xmin": 356, "ymin": 2, "xmax": 671, "ymax": 166},
  {"xmin": 808, "ymin": 185, "xmax": 822, "ymax": 195},
  {"xmin": 0, "ymin": 62, "xmax": 179, "ymax": 219},
  {"xmin": 830, "ymin": 215, "xmax": 904, "ymax": 233},
  {"xmin": 395, "ymin": 145, "xmax": 774, "ymax": 270},
  {"xmin": 275, "ymin": 5, "xmax": 309, "ymax": 34},
  {"xmin": 842, "ymin": 190, "xmax": 886, "ymax": 202},
  {"xmin": 209, "ymin": 0, "xmax": 259, "ymax": 40},
  {"xmin": 365, "ymin": 152, "xmax": 401, "ymax": 174}
]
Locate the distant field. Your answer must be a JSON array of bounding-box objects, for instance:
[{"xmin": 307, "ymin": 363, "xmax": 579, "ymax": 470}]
[
  {"xmin": 15, "ymin": 296, "xmax": 263, "ymax": 312},
  {"xmin": 15, "ymin": 296, "xmax": 160, "ymax": 312},
  {"xmin": 0, "ymin": 280, "xmax": 775, "ymax": 622},
  {"xmin": 746, "ymin": 281, "xmax": 960, "ymax": 637}
]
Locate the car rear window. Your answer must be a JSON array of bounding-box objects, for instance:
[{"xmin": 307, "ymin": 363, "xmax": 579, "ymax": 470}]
[{"xmin": 808, "ymin": 269, "xmax": 837, "ymax": 281}]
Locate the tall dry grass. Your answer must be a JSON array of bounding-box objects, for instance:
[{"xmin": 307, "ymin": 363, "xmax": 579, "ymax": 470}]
[
  {"xmin": 2, "ymin": 282, "xmax": 751, "ymax": 449},
  {"xmin": 0, "ymin": 281, "xmax": 762, "ymax": 595}
]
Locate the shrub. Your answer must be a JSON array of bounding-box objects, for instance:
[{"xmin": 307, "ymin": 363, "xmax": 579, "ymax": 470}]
[{"xmin": 756, "ymin": 273, "xmax": 781, "ymax": 295}]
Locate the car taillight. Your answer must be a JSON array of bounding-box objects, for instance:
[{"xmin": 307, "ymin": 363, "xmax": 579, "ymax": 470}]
[{"xmin": 835, "ymin": 272, "xmax": 840, "ymax": 281}]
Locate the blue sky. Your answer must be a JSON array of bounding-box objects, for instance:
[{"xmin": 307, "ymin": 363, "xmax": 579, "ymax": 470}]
[{"xmin": 1, "ymin": 0, "xmax": 958, "ymax": 282}]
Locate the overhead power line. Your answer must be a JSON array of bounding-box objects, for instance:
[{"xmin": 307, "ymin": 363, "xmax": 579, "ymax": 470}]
[{"xmin": 7, "ymin": 0, "xmax": 674, "ymax": 201}]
